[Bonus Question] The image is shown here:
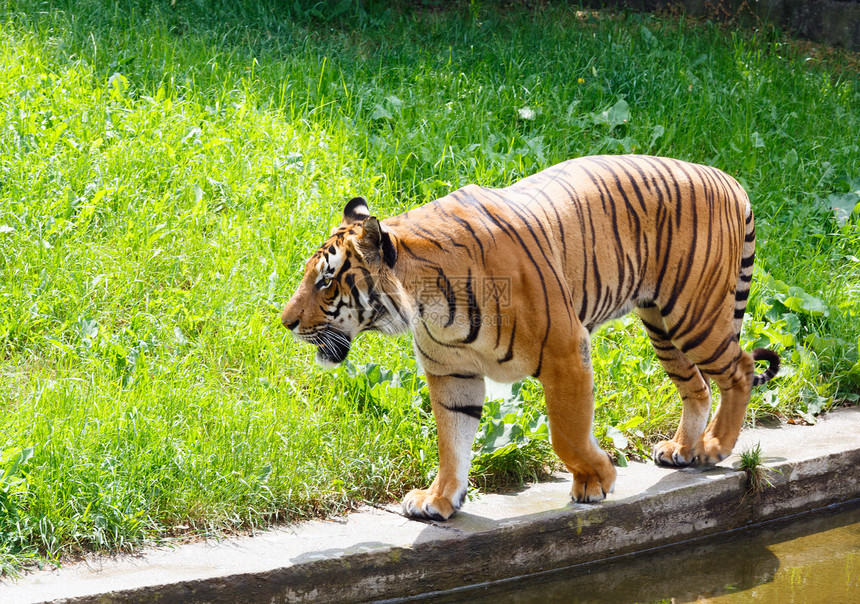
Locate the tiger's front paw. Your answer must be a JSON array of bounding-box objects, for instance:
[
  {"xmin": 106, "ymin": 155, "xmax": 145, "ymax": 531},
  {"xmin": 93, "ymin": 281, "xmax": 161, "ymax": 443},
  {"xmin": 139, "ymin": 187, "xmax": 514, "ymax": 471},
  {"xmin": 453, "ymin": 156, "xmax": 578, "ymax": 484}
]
[
  {"xmin": 401, "ymin": 488, "xmax": 463, "ymax": 521},
  {"xmin": 653, "ymin": 439, "xmax": 697, "ymax": 467},
  {"xmin": 571, "ymin": 459, "xmax": 616, "ymax": 503},
  {"xmin": 698, "ymin": 435, "xmax": 731, "ymax": 465}
]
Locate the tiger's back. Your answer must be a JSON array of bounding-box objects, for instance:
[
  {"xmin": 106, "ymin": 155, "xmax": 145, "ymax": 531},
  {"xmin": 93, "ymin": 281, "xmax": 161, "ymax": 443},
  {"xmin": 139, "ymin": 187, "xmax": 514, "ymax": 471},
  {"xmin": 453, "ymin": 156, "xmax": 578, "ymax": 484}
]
[{"xmin": 387, "ymin": 155, "xmax": 755, "ymax": 386}]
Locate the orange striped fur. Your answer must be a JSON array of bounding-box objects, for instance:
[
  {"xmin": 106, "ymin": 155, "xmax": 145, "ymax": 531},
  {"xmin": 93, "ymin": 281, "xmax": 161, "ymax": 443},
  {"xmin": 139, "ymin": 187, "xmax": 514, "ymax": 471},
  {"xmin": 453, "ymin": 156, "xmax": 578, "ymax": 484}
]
[{"xmin": 281, "ymin": 155, "xmax": 779, "ymax": 520}]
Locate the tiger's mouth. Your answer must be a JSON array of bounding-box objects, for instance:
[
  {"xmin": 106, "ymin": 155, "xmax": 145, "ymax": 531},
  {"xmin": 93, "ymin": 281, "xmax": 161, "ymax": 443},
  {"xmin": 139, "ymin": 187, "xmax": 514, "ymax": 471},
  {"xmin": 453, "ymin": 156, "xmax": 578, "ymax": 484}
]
[{"xmin": 305, "ymin": 327, "xmax": 352, "ymax": 369}]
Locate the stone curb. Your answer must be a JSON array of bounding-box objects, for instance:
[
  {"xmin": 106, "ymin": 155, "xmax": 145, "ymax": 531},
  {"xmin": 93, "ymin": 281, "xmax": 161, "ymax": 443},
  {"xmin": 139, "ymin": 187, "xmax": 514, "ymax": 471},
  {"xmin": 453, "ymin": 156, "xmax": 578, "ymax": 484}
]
[{"xmin": 2, "ymin": 407, "xmax": 859, "ymax": 604}]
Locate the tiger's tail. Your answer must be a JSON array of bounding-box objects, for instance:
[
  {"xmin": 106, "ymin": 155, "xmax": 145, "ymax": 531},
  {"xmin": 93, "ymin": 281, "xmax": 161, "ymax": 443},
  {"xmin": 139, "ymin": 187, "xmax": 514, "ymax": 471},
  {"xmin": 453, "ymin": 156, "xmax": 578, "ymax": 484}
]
[
  {"xmin": 752, "ymin": 348, "xmax": 780, "ymax": 386},
  {"xmin": 735, "ymin": 201, "xmax": 780, "ymax": 387},
  {"xmin": 733, "ymin": 203, "xmax": 756, "ymax": 339}
]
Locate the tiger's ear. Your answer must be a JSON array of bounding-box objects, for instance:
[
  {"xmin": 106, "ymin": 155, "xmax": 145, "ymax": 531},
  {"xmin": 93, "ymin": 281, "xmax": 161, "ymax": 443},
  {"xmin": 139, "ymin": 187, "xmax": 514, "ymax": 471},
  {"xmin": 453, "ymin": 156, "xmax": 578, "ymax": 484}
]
[
  {"xmin": 358, "ymin": 216, "xmax": 397, "ymax": 269},
  {"xmin": 341, "ymin": 196, "xmax": 371, "ymax": 226}
]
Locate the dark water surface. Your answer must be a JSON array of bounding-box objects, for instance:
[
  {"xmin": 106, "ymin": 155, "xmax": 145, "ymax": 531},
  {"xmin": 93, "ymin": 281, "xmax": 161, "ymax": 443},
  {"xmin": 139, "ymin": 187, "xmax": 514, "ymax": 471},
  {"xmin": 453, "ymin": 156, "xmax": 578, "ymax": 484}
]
[{"xmin": 408, "ymin": 503, "xmax": 860, "ymax": 603}]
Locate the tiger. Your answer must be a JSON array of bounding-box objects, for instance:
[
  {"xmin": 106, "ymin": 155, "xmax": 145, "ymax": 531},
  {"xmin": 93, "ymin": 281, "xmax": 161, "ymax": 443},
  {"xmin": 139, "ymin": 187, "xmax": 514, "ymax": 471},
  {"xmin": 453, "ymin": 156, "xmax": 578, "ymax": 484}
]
[{"xmin": 281, "ymin": 154, "xmax": 780, "ymax": 521}]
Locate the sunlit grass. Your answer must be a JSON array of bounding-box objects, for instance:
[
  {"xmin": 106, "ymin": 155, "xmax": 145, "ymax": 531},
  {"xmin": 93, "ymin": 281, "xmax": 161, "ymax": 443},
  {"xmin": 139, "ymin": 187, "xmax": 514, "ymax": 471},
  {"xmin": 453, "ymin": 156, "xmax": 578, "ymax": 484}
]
[{"xmin": 0, "ymin": 0, "xmax": 858, "ymax": 571}]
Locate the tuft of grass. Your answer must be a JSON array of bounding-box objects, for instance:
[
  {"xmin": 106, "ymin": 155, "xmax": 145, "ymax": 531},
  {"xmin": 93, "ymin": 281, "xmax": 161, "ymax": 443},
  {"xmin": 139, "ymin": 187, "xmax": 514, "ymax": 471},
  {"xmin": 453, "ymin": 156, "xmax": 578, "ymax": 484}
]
[
  {"xmin": 738, "ymin": 443, "xmax": 777, "ymax": 494},
  {"xmin": 0, "ymin": 0, "xmax": 858, "ymax": 571}
]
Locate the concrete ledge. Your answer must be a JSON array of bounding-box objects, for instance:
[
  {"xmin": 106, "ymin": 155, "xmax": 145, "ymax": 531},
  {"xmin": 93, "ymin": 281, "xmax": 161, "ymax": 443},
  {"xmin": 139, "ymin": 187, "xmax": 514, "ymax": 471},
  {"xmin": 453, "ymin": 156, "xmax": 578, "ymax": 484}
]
[{"xmin": 2, "ymin": 407, "xmax": 859, "ymax": 603}]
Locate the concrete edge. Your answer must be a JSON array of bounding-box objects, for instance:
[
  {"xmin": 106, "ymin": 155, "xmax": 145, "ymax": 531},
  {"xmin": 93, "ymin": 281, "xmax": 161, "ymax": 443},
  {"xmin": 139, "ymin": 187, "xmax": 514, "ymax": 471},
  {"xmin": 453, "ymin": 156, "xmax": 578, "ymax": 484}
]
[
  {"xmin": 3, "ymin": 407, "xmax": 859, "ymax": 603},
  {"xmin": 151, "ymin": 450, "xmax": 860, "ymax": 603}
]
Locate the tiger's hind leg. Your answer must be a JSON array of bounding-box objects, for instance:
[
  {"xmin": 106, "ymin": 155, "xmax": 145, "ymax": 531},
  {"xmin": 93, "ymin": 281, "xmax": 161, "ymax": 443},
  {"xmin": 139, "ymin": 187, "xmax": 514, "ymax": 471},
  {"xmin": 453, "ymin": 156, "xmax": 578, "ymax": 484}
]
[
  {"xmin": 694, "ymin": 344, "xmax": 755, "ymax": 464},
  {"xmin": 690, "ymin": 198, "xmax": 758, "ymax": 464},
  {"xmin": 637, "ymin": 306, "xmax": 711, "ymax": 467},
  {"xmin": 672, "ymin": 303, "xmax": 756, "ymax": 465}
]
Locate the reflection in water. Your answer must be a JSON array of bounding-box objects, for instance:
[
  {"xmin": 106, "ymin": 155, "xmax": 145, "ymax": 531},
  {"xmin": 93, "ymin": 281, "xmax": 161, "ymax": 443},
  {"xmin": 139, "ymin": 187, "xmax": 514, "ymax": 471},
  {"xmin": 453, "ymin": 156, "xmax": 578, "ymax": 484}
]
[{"xmin": 412, "ymin": 504, "xmax": 859, "ymax": 603}]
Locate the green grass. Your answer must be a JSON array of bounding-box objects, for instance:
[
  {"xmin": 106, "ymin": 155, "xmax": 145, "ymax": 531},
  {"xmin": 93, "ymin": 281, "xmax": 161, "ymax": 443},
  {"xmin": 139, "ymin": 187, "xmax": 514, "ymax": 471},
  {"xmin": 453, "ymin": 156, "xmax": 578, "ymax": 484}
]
[
  {"xmin": 737, "ymin": 442, "xmax": 776, "ymax": 494},
  {"xmin": 1, "ymin": 0, "xmax": 858, "ymax": 572}
]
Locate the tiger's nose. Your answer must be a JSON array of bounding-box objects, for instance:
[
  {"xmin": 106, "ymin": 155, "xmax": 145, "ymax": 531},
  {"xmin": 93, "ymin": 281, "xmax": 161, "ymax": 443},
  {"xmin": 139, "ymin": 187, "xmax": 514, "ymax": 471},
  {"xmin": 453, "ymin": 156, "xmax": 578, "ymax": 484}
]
[
  {"xmin": 281, "ymin": 305, "xmax": 300, "ymax": 330},
  {"xmin": 281, "ymin": 294, "xmax": 302, "ymax": 330}
]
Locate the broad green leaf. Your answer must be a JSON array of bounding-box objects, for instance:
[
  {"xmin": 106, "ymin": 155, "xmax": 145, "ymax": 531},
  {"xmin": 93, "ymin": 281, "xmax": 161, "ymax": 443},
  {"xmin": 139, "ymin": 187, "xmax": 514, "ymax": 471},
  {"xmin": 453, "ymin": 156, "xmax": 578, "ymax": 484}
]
[
  {"xmin": 640, "ymin": 25, "xmax": 658, "ymax": 46},
  {"xmin": 751, "ymin": 131, "xmax": 765, "ymax": 149},
  {"xmin": 649, "ymin": 124, "xmax": 665, "ymax": 149},
  {"xmin": 593, "ymin": 99, "xmax": 630, "ymax": 130},
  {"xmin": 371, "ymin": 104, "xmax": 393, "ymax": 121},
  {"xmin": 805, "ymin": 334, "xmax": 845, "ymax": 365},
  {"xmin": 764, "ymin": 299, "xmax": 786, "ymax": 322},
  {"xmin": 1, "ymin": 446, "xmax": 34, "ymax": 483},
  {"xmin": 78, "ymin": 317, "xmax": 99, "ymax": 340},
  {"xmin": 782, "ymin": 313, "xmax": 801, "ymax": 335},
  {"xmin": 480, "ymin": 420, "xmax": 523, "ymax": 454},
  {"xmin": 484, "ymin": 379, "xmax": 523, "ymax": 404},
  {"xmin": 617, "ymin": 415, "xmax": 645, "ymax": 431},
  {"xmin": 759, "ymin": 272, "xmax": 790, "ymax": 294},
  {"xmin": 827, "ymin": 192, "xmax": 860, "ymax": 227},
  {"xmin": 606, "ymin": 425, "xmax": 628, "ymax": 450},
  {"xmin": 783, "ymin": 288, "xmax": 829, "ymax": 317}
]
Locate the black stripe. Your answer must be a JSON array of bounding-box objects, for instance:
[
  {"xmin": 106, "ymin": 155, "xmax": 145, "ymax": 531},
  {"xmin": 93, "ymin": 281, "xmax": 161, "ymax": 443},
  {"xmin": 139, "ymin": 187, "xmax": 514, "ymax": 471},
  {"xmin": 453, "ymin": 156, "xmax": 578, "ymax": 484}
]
[
  {"xmin": 701, "ymin": 349, "xmax": 743, "ymax": 375},
  {"xmin": 412, "ymin": 227, "xmax": 447, "ymax": 250},
  {"xmin": 651, "ymin": 342, "xmax": 676, "ymax": 351},
  {"xmin": 413, "ymin": 337, "xmax": 443, "ymax": 365},
  {"xmin": 679, "ymin": 326, "xmax": 713, "ymax": 355},
  {"xmin": 461, "ymin": 270, "xmax": 482, "ymax": 344},
  {"xmin": 398, "ymin": 239, "xmax": 437, "ymax": 265},
  {"xmin": 486, "ymin": 188, "xmax": 574, "ymax": 313},
  {"xmin": 442, "ymin": 233, "xmax": 474, "ymax": 259},
  {"xmin": 552, "ymin": 181, "xmax": 574, "ymax": 260},
  {"xmin": 640, "ymin": 317, "xmax": 669, "ymax": 338},
  {"xmin": 655, "ymin": 159, "xmax": 698, "ymax": 318},
  {"xmin": 498, "ymin": 317, "xmax": 517, "ymax": 363},
  {"xmin": 665, "ymin": 370, "xmax": 697, "ymax": 382},
  {"xmin": 442, "ymin": 404, "xmax": 483, "ymax": 420},
  {"xmin": 741, "ymin": 254, "xmax": 755, "ymax": 268},
  {"xmin": 639, "ymin": 158, "xmax": 675, "ymax": 310},
  {"xmin": 580, "ymin": 165, "xmax": 628, "ymax": 313},
  {"xmin": 418, "ymin": 321, "xmax": 464, "ymax": 349},
  {"xmin": 435, "ymin": 268, "xmax": 457, "ymax": 327},
  {"xmin": 463, "ymin": 197, "xmax": 554, "ymax": 367},
  {"xmin": 594, "ymin": 157, "xmax": 649, "ymax": 300},
  {"xmin": 432, "ymin": 202, "xmax": 488, "ymax": 263}
]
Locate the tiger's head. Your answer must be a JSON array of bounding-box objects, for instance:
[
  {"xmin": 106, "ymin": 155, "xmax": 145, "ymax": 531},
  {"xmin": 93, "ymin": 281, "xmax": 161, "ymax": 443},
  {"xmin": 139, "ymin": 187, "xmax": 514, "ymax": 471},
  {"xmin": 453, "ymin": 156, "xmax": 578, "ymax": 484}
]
[{"xmin": 281, "ymin": 197, "xmax": 414, "ymax": 368}]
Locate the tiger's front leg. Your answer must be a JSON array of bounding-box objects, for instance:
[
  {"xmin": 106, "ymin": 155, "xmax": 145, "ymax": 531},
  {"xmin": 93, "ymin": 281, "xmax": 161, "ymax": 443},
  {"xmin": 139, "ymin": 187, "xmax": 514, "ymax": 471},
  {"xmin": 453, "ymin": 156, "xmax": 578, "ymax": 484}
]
[
  {"xmin": 541, "ymin": 331, "xmax": 616, "ymax": 502},
  {"xmin": 402, "ymin": 374, "xmax": 485, "ymax": 521}
]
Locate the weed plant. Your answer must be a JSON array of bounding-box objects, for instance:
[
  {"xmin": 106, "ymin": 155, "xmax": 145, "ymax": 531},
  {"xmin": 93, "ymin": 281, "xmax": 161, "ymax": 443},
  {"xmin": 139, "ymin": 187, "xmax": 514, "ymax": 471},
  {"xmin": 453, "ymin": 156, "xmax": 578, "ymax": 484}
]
[
  {"xmin": 737, "ymin": 442, "xmax": 776, "ymax": 494},
  {"xmin": 0, "ymin": 0, "xmax": 858, "ymax": 570}
]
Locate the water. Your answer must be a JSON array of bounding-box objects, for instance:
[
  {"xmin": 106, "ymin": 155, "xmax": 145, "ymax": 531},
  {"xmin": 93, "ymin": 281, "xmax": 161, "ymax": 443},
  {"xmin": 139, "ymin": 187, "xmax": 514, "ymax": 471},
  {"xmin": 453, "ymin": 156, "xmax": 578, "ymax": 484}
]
[{"xmin": 415, "ymin": 504, "xmax": 860, "ymax": 603}]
